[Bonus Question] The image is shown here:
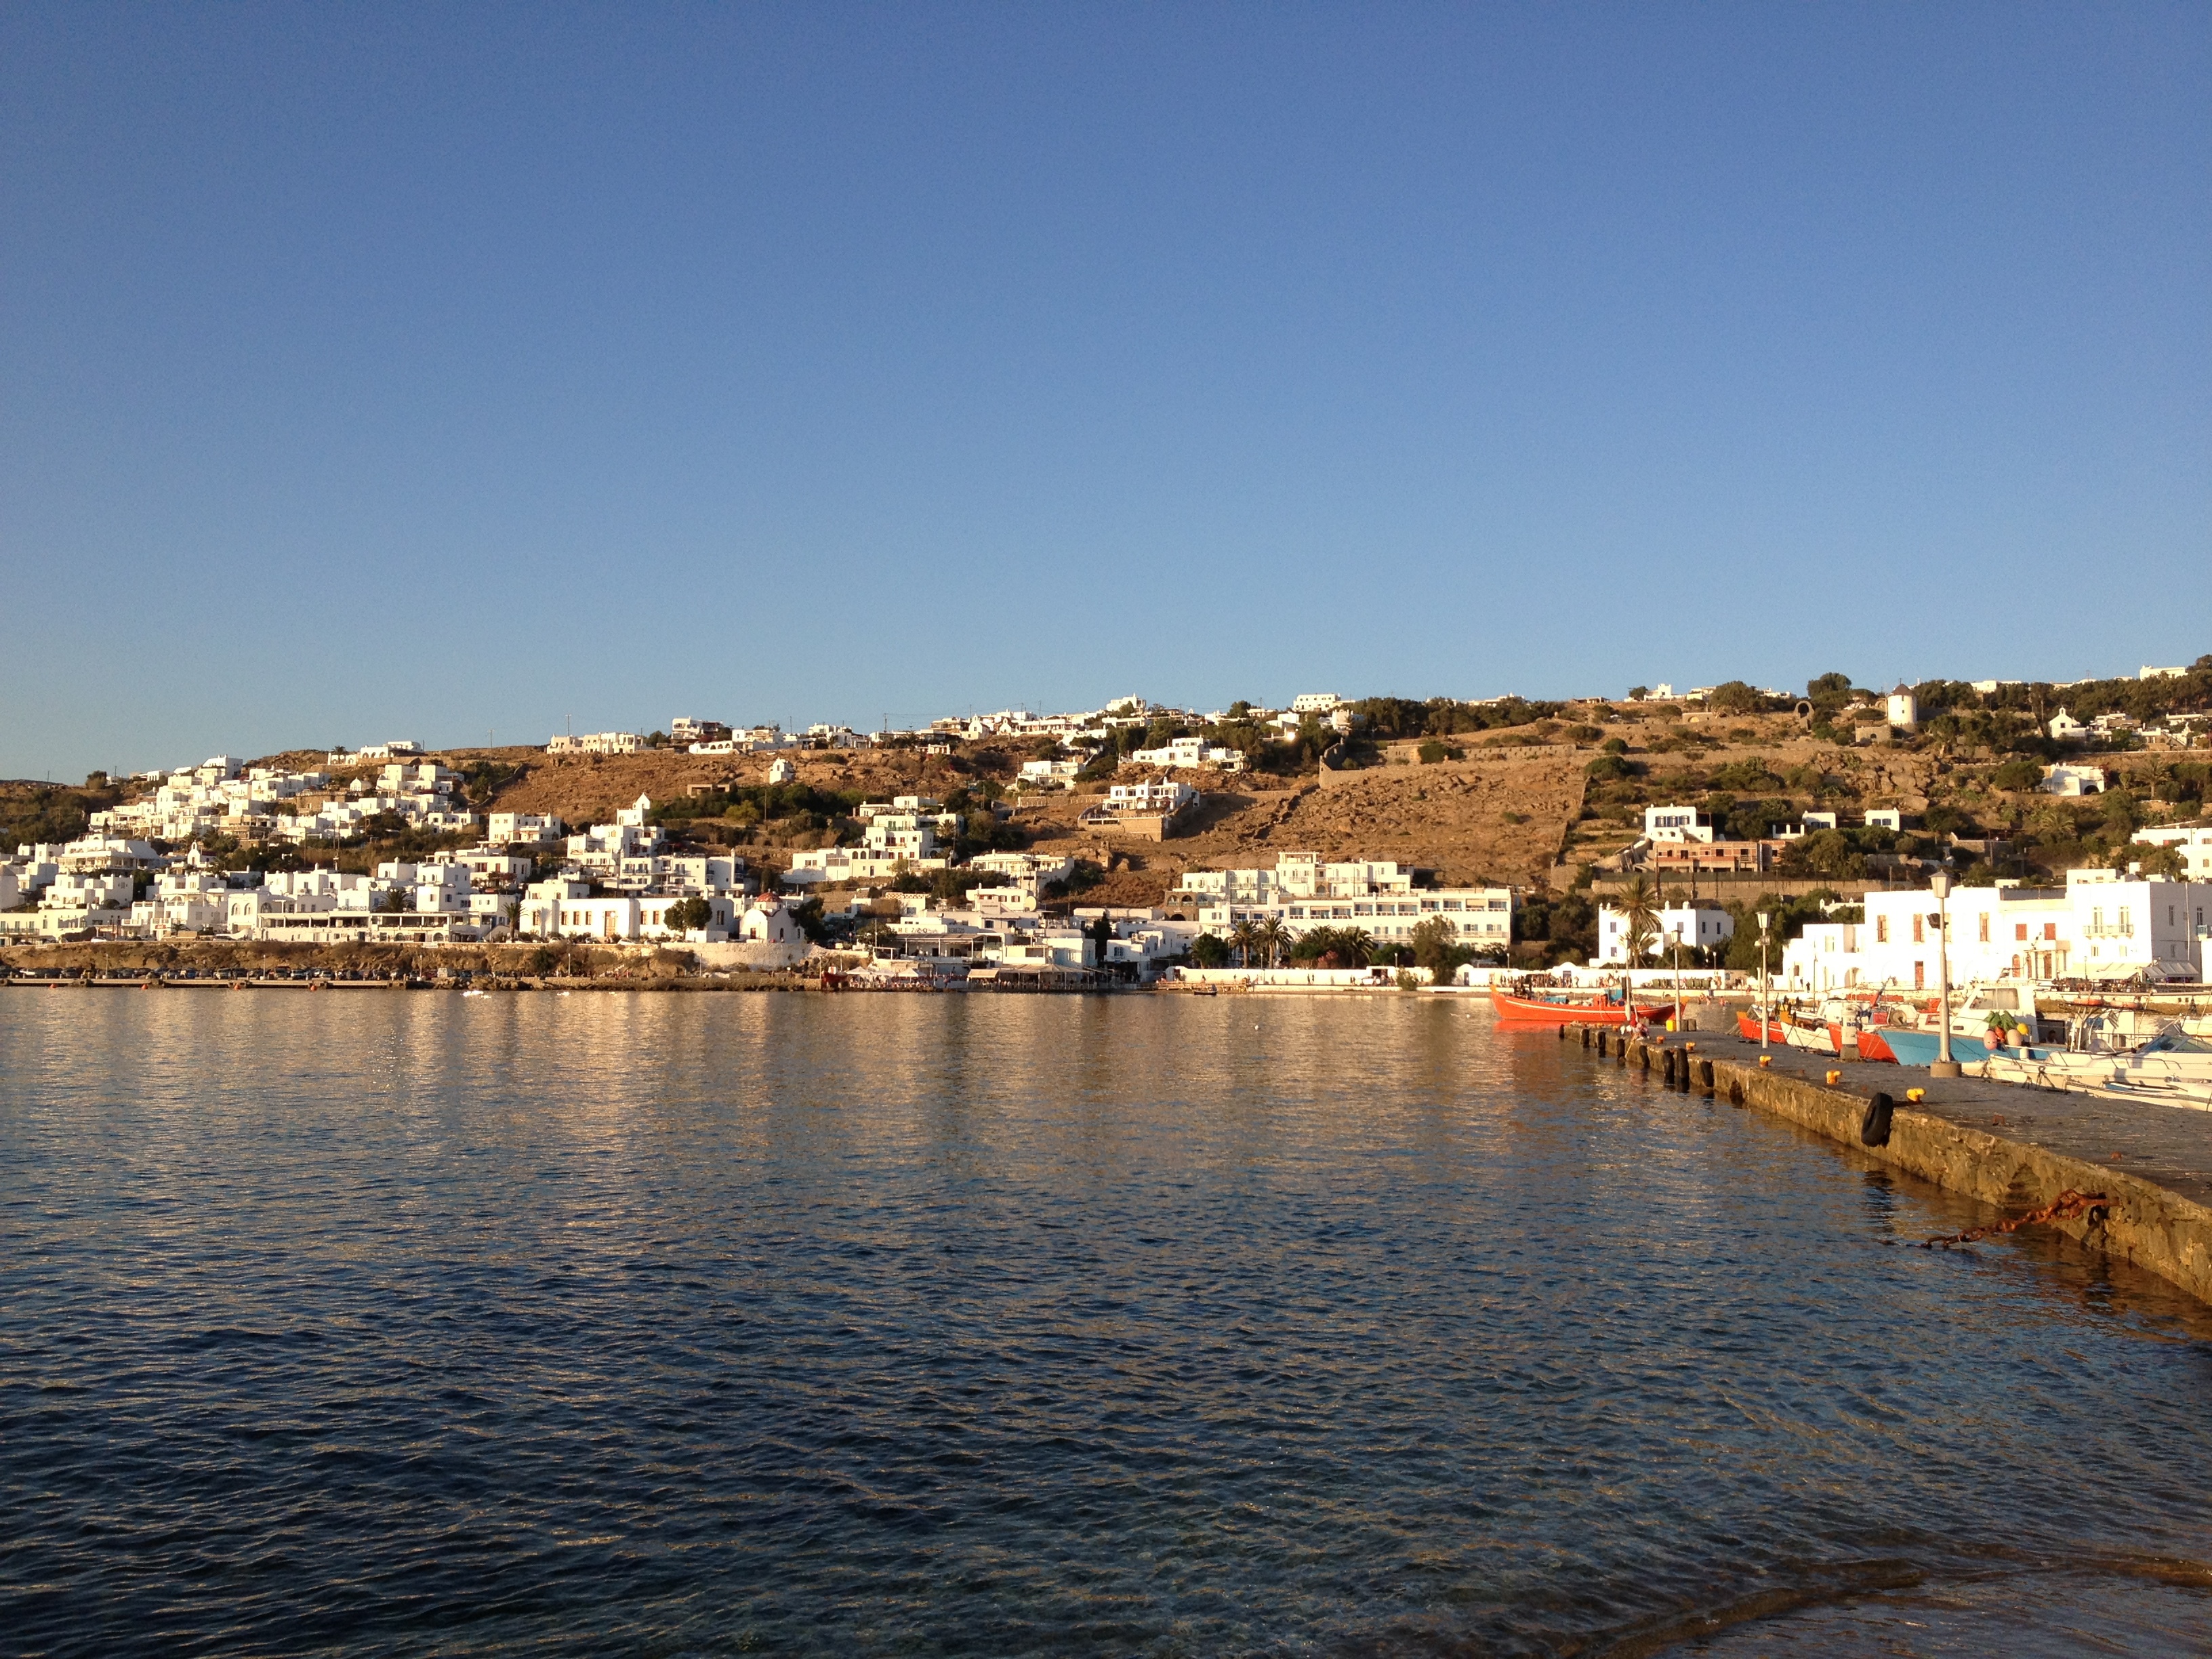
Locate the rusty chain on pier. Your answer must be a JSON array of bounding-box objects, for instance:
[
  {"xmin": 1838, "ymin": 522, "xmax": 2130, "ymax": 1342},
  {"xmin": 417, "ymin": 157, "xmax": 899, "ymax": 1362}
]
[{"xmin": 1923, "ymin": 1189, "xmax": 2110, "ymax": 1250}]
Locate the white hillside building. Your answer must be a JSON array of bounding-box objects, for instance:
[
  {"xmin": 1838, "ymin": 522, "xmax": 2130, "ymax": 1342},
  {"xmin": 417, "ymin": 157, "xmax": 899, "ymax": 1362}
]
[
  {"xmin": 2137, "ymin": 825, "xmax": 2212, "ymax": 880},
  {"xmin": 1781, "ymin": 868, "xmax": 2210, "ymax": 991},
  {"xmin": 1185, "ymin": 853, "xmax": 1512, "ymax": 955},
  {"xmin": 1130, "ymin": 737, "xmax": 1246, "ymax": 771},
  {"xmin": 1643, "ymin": 806, "xmax": 1714, "ymax": 844},
  {"xmin": 1594, "ymin": 903, "xmax": 1734, "ymax": 965}
]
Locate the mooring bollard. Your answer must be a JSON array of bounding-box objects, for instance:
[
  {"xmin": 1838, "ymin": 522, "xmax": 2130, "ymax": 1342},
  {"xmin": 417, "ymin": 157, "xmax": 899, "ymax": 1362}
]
[
  {"xmin": 1860, "ymin": 1091, "xmax": 1895, "ymax": 1148},
  {"xmin": 1694, "ymin": 1059, "xmax": 1715, "ymax": 1094}
]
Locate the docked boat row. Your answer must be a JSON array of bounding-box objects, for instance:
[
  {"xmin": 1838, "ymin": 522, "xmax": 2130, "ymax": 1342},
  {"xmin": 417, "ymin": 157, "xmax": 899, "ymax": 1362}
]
[{"xmin": 1500, "ymin": 970, "xmax": 2212, "ymax": 1108}]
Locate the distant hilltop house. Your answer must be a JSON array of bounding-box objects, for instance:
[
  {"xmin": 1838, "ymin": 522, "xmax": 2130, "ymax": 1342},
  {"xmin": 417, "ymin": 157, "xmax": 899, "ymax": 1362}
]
[
  {"xmin": 1019, "ymin": 757, "xmax": 1083, "ymax": 789},
  {"xmin": 1643, "ymin": 804, "xmax": 1713, "ymax": 844},
  {"xmin": 1079, "ymin": 779, "xmax": 1198, "ymax": 841},
  {"xmin": 2040, "ymin": 763, "xmax": 2107, "ymax": 796},
  {"xmin": 2047, "ymin": 708, "xmax": 2086, "ymax": 742},
  {"xmin": 689, "ymin": 725, "xmax": 787, "ymax": 755},
  {"xmin": 1130, "ymin": 737, "xmax": 1246, "ymax": 772},
  {"xmin": 548, "ymin": 731, "xmax": 644, "ymax": 756},
  {"xmin": 2142, "ymin": 665, "xmax": 2188, "ymax": 680},
  {"xmin": 330, "ymin": 740, "xmax": 423, "ymax": 762}
]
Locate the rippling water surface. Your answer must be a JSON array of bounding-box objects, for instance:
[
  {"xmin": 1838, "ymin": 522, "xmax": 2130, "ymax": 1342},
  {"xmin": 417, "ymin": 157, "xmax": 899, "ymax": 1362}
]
[{"xmin": 4, "ymin": 991, "xmax": 2211, "ymax": 1656}]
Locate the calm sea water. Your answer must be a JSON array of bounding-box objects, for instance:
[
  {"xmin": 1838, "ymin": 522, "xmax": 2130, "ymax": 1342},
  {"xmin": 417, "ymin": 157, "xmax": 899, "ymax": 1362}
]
[{"xmin": 3, "ymin": 990, "xmax": 2211, "ymax": 1657}]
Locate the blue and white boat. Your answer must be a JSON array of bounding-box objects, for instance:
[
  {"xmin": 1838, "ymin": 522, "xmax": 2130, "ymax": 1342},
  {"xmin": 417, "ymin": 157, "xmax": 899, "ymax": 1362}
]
[{"xmin": 1879, "ymin": 1027, "xmax": 2049, "ymax": 1067}]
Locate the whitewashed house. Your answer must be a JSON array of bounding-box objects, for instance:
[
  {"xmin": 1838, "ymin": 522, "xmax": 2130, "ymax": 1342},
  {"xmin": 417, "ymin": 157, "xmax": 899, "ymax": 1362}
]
[
  {"xmin": 1594, "ymin": 902, "xmax": 1733, "ymax": 965},
  {"xmin": 2040, "ymin": 764, "xmax": 2106, "ymax": 796}
]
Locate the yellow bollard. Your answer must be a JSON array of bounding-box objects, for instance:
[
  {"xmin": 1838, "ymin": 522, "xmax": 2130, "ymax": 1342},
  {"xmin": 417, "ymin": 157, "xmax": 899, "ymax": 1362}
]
[
  {"xmin": 1905, "ymin": 1087, "xmax": 1925, "ymax": 1103},
  {"xmin": 1758, "ymin": 1055, "xmax": 1771, "ymax": 1067},
  {"xmin": 1825, "ymin": 1069, "xmax": 1842, "ymax": 1086}
]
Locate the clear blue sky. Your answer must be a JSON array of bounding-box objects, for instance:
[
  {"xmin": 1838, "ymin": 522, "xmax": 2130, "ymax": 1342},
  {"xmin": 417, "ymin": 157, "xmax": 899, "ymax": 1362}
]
[{"xmin": 3, "ymin": 3, "xmax": 2206, "ymax": 781}]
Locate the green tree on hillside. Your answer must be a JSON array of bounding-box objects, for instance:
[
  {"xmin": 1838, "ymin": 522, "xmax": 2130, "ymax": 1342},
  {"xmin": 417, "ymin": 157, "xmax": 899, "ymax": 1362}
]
[{"xmin": 1706, "ymin": 681, "xmax": 1765, "ymax": 715}]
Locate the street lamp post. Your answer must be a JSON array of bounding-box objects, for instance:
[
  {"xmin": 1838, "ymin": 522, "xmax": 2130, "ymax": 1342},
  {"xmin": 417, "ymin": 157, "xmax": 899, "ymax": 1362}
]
[
  {"xmin": 1758, "ymin": 909, "xmax": 1771, "ymax": 1054},
  {"xmin": 1929, "ymin": 868, "xmax": 1960, "ymax": 1078}
]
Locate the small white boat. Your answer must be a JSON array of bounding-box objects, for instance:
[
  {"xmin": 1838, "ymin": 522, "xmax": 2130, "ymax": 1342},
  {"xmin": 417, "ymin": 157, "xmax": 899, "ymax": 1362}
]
[{"xmin": 1982, "ymin": 1024, "xmax": 2212, "ymax": 1110}]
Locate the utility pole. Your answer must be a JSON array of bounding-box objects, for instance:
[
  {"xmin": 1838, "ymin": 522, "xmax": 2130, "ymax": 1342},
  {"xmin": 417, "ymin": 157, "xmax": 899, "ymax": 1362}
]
[
  {"xmin": 1929, "ymin": 867, "xmax": 1960, "ymax": 1077},
  {"xmin": 1670, "ymin": 922, "xmax": 1684, "ymax": 1032},
  {"xmin": 1757, "ymin": 909, "xmax": 1771, "ymax": 1054}
]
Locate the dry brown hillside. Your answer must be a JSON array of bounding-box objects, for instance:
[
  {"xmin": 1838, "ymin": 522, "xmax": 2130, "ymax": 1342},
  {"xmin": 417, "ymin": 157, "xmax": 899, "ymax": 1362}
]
[
  {"xmin": 472, "ymin": 746, "xmax": 972, "ymax": 826},
  {"xmin": 204, "ymin": 695, "xmax": 2202, "ymax": 904},
  {"xmin": 1006, "ymin": 751, "xmax": 1584, "ymax": 899}
]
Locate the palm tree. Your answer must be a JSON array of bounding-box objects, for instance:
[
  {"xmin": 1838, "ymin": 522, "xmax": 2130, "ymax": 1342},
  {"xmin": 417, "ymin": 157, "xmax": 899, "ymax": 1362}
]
[
  {"xmin": 1334, "ymin": 927, "xmax": 1375, "ymax": 968},
  {"xmin": 1618, "ymin": 874, "xmax": 1660, "ymax": 964},
  {"xmin": 1229, "ymin": 917, "xmax": 1262, "ymax": 968},
  {"xmin": 1258, "ymin": 916, "xmax": 1292, "ymax": 968}
]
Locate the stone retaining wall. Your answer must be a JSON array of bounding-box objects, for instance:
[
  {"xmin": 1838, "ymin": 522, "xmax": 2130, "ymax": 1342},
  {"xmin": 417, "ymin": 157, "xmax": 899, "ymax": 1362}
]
[{"xmin": 1568, "ymin": 1023, "xmax": 2212, "ymax": 1307}]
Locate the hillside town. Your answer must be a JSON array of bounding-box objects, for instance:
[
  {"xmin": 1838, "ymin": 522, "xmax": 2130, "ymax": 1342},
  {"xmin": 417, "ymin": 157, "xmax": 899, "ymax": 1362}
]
[{"xmin": 3, "ymin": 663, "xmax": 2210, "ymax": 990}]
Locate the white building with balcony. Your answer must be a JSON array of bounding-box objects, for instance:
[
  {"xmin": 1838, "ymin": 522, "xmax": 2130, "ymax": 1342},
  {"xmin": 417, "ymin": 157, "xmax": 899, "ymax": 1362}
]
[
  {"xmin": 1187, "ymin": 853, "xmax": 1511, "ymax": 956},
  {"xmin": 1643, "ymin": 805, "xmax": 1713, "ymax": 844},
  {"xmin": 548, "ymin": 731, "xmax": 645, "ymax": 756},
  {"xmin": 1129, "ymin": 738, "xmax": 1246, "ymax": 771}
]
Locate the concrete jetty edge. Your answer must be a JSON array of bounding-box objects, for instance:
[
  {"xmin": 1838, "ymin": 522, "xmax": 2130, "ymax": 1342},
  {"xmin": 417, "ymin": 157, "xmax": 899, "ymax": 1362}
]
[{"xmin": 1568, "ymin": 1023, "xmax": 2212, "ymax": 1309}]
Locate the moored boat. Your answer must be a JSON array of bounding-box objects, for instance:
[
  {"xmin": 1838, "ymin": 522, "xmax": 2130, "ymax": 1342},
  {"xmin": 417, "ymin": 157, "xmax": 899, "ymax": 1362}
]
[
  {"xmin": 1490, "ymin": 986, "xmax": 1650, "ymax": 1026},
  {"xmin": 1880, "ymin": 1027, "xmax": 1999, "ymax": 1066},
  {"xmin": 1853, "ymin": 1025, "xmax": 1898, "ymax": 1063}
]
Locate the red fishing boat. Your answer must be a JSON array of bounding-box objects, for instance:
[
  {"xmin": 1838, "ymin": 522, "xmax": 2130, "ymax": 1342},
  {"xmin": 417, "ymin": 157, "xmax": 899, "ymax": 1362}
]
[
  {"xmin": 1738, "ymin": 1009, "xmax": 1786, "ymax": 1043},
  {"xmin": 1490, "ymin": 985, "xmax": 1653, "ymax": 1025}
]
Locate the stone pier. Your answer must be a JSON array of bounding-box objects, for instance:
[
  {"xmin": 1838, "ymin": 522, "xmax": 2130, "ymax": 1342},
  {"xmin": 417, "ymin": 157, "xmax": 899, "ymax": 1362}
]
[{"xmin": 1561, "ymin": 1022, "xmax": 2212, "ymax": 1307}]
